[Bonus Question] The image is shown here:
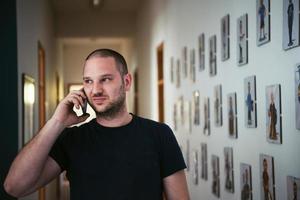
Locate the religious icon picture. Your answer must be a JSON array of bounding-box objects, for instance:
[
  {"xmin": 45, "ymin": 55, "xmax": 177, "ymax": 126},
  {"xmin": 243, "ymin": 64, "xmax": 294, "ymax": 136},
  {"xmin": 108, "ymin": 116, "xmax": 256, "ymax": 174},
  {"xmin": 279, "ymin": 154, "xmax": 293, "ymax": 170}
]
[
  {"xmin": 173, "ymin": 103, "xmax": 177, "ymax": 131},
  {"xmin": 186, "ymin": 140, "xmax": 190, "ymax": 171},
  {"xmin": 260, "ymin": 154, "xmax": 275, "ymax": 200},
  {"xmin": 244, "ymin": 76, "xmax": 257, "ymax": 128},
  {"xmin": 237, "ymin": 14, "xmax": 248, "ymax": 66},
  {"xmin": 193, "ymin": 90, "xmax": 200, "ymax": 126},
  {"xmin": 265, "ymin": 84, "xmax": 282, "ymax": 144},
  {"xmin": 240, "ymin": 163, "xmax": 252, "ymax": 200},
  {"xmin": 184, "ymin": 100, "xmax": 192, "ymax": 133},
  {"xmin": 199, "ymin": 33, "xmax": 205, "ymax": 71},
  {"xmin": 179, "ymin": 96, "xmax": 184, "ymax": 126},
  {"xmin": 224, "ymin": 147, "xmax": 234, "ymax": 193},
  {"xmin": 203, "ymin": 97, "xmax": 211, "ymax": 135},
  {"xmin": 170, "ymin": 57, "xmax": 174, "ymax": 84},
  {"xmin": 209, "ymin": 35, "xmax": 217, "ymax": 76},
  {"xmin": 256, "ymin": 0, "xmax": 270, "ymax": 46},
  {"xmin": 214, "ymin": 84, "xmax": 223, "ymax": 127},
  {"xmin": 221, "ymin": 14, "xmax": 230, "ymax": 61},
  {"xmin": 283, "ymin": 0, "xmax": 300, "ymax": 50},
  {"xmin": 192, "ymin": 149, "xmax": 199, "ymax": 185},
  {"xmin": 176, "ymin": 59, "xmax": 181, "ymax": 88},
  {"xmin": 182, "ymin": 46, "xmax": 188, "ymax": 78},
  {"xmin": 212, "ymin": 155, "xmax": 220, "ymax": 197},
  {"xmin": 190, "ymin": 48, "xmax": 196, "ymax": 82},
  {"xmin": 295, "ymin": 64, "xmax": 300, "ymax": 130},
  {"xmin": 287, "ymin": 176, "xmax": 300, "ymax": 200},
  {"xmin": 201, "ymin": 143, "xmax": 208, "ymax": 180},
  {"xmin": 228, "ymin": 93, "xmax": 238, "ymax": 138}
]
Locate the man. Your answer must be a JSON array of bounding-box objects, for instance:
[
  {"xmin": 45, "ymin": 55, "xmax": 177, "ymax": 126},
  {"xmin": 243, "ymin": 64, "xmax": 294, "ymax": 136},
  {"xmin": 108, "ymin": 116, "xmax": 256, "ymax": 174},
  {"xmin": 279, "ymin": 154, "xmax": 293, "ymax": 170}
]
[
  {"xmin": 245, "ymin": 82, "xmax": 253, "ymax": 126},
  {"xmin": 287, "ymin": 0, "xmax": 294, "ymax": 46},
  {"xmin": 4, "ymin": 49, "xmax": 189, "ymax": 200},
  {"xmin": 262, "ymin": 159, "xmax": 272, "ymax": 200},
  {"xmin": 268, "ymin": 92, "xmax": 277, "ymax": 140},
  {"xmin": 258, "ymin": 0, "xmax": 267, "ymax": 41}
]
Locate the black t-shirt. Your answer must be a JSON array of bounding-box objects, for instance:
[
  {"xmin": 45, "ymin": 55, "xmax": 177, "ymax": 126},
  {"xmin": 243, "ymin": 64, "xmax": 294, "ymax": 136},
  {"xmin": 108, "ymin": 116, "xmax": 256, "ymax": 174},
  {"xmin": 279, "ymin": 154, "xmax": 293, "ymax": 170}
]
[{"xmin": 49, "ymin": 114, "xmax": 186, "ymax": 200}]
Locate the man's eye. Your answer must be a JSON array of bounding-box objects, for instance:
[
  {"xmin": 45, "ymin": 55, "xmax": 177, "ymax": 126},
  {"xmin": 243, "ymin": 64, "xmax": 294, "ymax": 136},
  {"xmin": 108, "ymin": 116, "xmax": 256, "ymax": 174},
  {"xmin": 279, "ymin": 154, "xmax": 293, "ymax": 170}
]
[
  {"xmin": 102, "ymin": 78, "xmax": 111, "ymax": 82},
  {"xmin": 84, "ymin": 79, "xmax": 92, "ymax": 84}
]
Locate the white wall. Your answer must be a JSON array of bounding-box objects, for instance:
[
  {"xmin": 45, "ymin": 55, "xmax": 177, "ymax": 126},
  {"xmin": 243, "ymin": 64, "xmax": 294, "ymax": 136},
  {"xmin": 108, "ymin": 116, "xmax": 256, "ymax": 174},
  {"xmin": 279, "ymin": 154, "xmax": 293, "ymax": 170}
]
[{"xmin": 137, "ymin": 0, "xmax": 300, "ymax": 199}]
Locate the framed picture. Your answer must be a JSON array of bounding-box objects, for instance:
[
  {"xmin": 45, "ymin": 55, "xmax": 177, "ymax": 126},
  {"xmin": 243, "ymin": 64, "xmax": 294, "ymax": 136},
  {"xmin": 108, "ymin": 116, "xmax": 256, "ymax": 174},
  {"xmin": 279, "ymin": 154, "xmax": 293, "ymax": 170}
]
[
  {"xmin": 260, "ymin": 154, "xmax": 275, "ymax": 200},
  {"xmin": 192, "ymin": 149, "xmax": 199, "ymax": 185},
  {"xmin": 237, "ymin": 14, "xmax": 248, "ymax": 66},
  {"xmin": 214, "ymin": 84, "xmax": 223, "ymax": 127},
  {"xmin": 190, "ymin": 48, "xmax": 196, "ymax": 82},
  {"xmin": 193, "ymin": 90, "xmax": 200, "ymax": 125},
  {"xmin": 287, "ymin": 176, "xmax": 300, "ymax": 200},
  {"xmin": 256, "ymin": 0, "xmax": 271, "ymax": 46},
  {"xmin": 173, "ymin": 103, "xmax": 177, "ymax": 131},
  {"xmin": 209, "ymin": 35, "xmax": 217, "ymax": 76},
  {"xmin": 244, "ymin": 76, "xmax": 257, "ymax": 128},
  {"xmin": 203, "ymin": 97, "xmax": 211, "ymax": 135},
  {"xmin": 182, "ymin": 46, "xmax": 188, "ymax": 78},
  {"xmin": 265, "ymin": 84, "xmax": 282, "ymax": 144},
  {"xmin": 228, "ymin": 93, "xmax": 238, "ymax": 138},
  {"xmin": 176, "ymin": 59, "xmax": 181, "ymax": 88},
  {"xmin": 184, "ymin": 100, "xmax": 192, "ymax": 133},
  {"xmin": 179, "ymin": 96, "xmax": 184, "ymax": 126},
  {"xmin": 221, "ymin": 14, "xmax": 230, "ymax": 61},
  {"xmin": 198, "ymin": 33, "xmax": 205, "ymax": 71},
  {"xmin": 170, "ymin": 57, "xmax": 174, "ymax": 84},
  {"xmin": 212, "ymin": 155, "xmax": 220, "ymax": 197},
  {"xmin": 201, "ymin": 143, "xmax": 208, "ymax": 180},
  {"xmin": 224, "ymin": 147, "xmax": 234, "ymax": 193},
  {"xmin": 22, "ymin": 73, "xmax": 35, "ymax": 145},
  {"xmin": 186, "ymin": 140, "xmax": 190, "ymax": 171},
  {"xmin": 295, "ymin": 64, "xmax": 300, "ymax": 130},
  {"xmin": 283, "ymin": 0, "xmax": 300, "ymax": 50},
  {"xmin": 240, "ymin": 163, "xmax": 252, "ymax": 200}
]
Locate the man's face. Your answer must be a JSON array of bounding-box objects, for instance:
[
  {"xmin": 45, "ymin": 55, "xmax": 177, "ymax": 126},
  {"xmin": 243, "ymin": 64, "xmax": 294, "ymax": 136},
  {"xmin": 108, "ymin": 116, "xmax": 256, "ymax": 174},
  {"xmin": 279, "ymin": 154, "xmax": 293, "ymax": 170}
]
[{"xmin": 83, "ymin": 56, "xmax": 131, "ymax": 117}]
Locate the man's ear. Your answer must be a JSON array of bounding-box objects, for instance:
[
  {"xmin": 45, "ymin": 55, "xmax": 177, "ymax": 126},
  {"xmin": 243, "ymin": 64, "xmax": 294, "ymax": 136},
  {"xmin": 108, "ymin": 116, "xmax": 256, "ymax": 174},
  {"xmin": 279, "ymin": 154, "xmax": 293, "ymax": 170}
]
[{"xmin": 123, "ymin": 73, "xmax": 132, "ymax": 91}]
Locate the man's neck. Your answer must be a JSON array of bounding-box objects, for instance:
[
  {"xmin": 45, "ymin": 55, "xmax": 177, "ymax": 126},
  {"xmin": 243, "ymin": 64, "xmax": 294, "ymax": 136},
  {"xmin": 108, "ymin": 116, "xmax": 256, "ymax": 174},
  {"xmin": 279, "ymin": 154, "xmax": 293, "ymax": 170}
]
[{"xmin": 96, "ymin": 109, "xmax": 132, "ymax": 128}]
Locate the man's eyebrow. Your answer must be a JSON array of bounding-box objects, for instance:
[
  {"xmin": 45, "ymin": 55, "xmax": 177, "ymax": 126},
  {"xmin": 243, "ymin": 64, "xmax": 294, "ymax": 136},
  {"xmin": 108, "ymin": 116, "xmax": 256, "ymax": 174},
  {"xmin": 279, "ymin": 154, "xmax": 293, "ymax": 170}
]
[{"xmin": 83, "ymin": 74, "xmax": 114, "ymax": 80}]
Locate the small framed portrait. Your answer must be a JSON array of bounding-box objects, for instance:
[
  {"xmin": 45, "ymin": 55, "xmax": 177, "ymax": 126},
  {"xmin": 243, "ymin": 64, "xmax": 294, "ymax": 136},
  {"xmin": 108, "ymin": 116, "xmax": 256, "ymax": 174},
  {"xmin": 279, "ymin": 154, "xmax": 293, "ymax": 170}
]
[
  {"xmin": 193, "ymin": 90, "xmax": 200, "ymax": 126},
  {"xmin": 198, "ymin": 33, "xmax": 205, "ymax": 71},
  {"xmin": 240, "ymin": 163, "xmax": 252, "ymax": 200},
  {"xmin": 256, "ymin": 0, "xmax": 271, "ymax": 46},
  {"xmin": 209, "ymin": 35, "xmax": 217, "ymax": 76},
  {"xmin": 221, "ymin": 14, "xmax": 230, "ymax": 61},
  {"xmin": 190, "ymin": 48, "xmax": 196, "ymax": 82},
  {"xmin": 203, "ymin": 97, "xmax": 211, "ymax": 135},
  {"xmin": 200, "ymin": 143, "xmax": 208, "ymax": 180},
  {"xmin": 170, "ymin": 57, "xmax": 174, "ymax": 84},
  {"xmin": 244, "ymin": 76, "xmax": 257, "ymax": 128},
  {"xmin": 184, "ymin": 100, "xmax": 192, "ymax": 133},
  {"xmin": 283, "ymin": 0, "xmax": 300, "ymax": 50},
  {"xmin": 287, "ymin": 176, "xmax": 300, "ymax": 200},
  {"xmin": 179, "ymin": 96, "xmax": 184, "ymax": 126},
  {"xmin": 212, "ymin": 155, "xmax": 220, "ymax": 197},
  {"xmin": 176, "ymin": 59, "xmax": 181, "ymax": 88},
  {"xmin": 295, "ymin": 64, "xmax": 300, "ymax": 130},
  {"xmin": 192, "ymin": 149, "xmax": 199, "ymax": 185},
  {"xmin": 182, "ymin": 46, "xmax": 188, "ymax": 78},
  {"xmin": 228, "ymin": 93, "xmax": 238, "ymax": 138},
  {"xmin": 173, "ymin": 103, "xmax": 177, "ymax": 131},
  {"xmin": 224, "ymin": 147, "xmax": 234, "ymax": 193},
  {"xmin": 214, "ymin": 84, "xmax": 223, "ymax": 127},
  {"xmin": 265, "ymin": 84, "xmax": 282, "ymax": 144},
  {"xmin": 237, "ymin": 14, "xmax": 248, "ymax": 66},
  {"xmin": 260, "ymin": 154, "xmax": 275, "ymax": 200},
  {"xmin": 186, "ymin": 140, "xmax": 190, "ymax": 171}
]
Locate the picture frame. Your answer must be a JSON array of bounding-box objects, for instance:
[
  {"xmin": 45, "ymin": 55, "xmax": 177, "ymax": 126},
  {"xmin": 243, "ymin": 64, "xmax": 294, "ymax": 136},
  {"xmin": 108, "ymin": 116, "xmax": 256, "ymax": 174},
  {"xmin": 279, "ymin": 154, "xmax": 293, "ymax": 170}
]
[
  {"xmin": 192, "ymin": 149, "xmax": 199, "ymax": 185},
  {"xmin": 212, "ymin": 155, "xmax": 220, "ymax": 197},
  {"xmin": 209, "ymin": 35, "xmax": 217, "ymax": 76},
  {"xmin": 240, "ymin": 163, "xmax": 252, "ymax": 200},
  {"xmin": 198, "ymin": 33, "xmax": 205, "ymax": 71},
  {"xmin": 173, "ymin": 102, "xmax": 177, "ymax": 131},
  {"xmin": 201, "ymin": 143, "xmax": 208, "ymax": 180},
  {"xmin": 193, "ymin": 90, "xmax": 200, "ymax": 126},
  {"xmin": 224, "ymin": 147, "xmax": 234, "ymax": 193},
  {"xmin": 228, "ymin": 93, "xmax": 238, "ymax": 138},
  {"xmin": 265, "ymin": 84, "xmax": 282, "ymax": 144},
  {"xmin": 190, "ymin": 48, "xmax": 196, "ymax": 82},
  {"xmin": 256, "ymin": 0, "xmax": 271, "ymax": 46},
  {"xmin": 22, "ymin": 73, "xmax": 35, "ymax": 145},
  {"xmin": 221, "ymin": 14, "xmax": 230, "ymax": 61},
  {"xmin": 295, "ymin": 64, "xmax": 300, "ymax": 130},
  {"xmin": 170, "ymin": 56, "xmax": 174, "ymax": 84},
  {"xmin": 244, "ymin": 76, "xmax": 257, "ymax": 128},
  {"xmin": 184, "ymin": 100, "xmax": 192, "ymax": 133},
  {"xmin": 283, "ymin": 0, "xmax": 300, "ymax": 50},
  {"xmin": 186, "ymin": 139, "xmax": 190, "ymax": 171},
  {"xmin": 176, "ymin": 59, "xmax": 181, "ymax": 88},
  {"xmin": 203, "ymin": 97, "xmax": 211, "ymax": 135},
  {"xmin": 237, "ymin": 14, "xmax": 248, "ymax": 66},
  {"xmin": 182, "ymin": 46, "xmax": 188, "ymax": 78},
  {"xmin": 214, "ymin": 84, "xmax": 223, "ymax": 127},
  {"xmin": 287, "ymin": 176, "xmax": 300, "ymax": 200},
  {"xmin": 260, "ymin": 154, "xmax": 275, "ymax": 200}
]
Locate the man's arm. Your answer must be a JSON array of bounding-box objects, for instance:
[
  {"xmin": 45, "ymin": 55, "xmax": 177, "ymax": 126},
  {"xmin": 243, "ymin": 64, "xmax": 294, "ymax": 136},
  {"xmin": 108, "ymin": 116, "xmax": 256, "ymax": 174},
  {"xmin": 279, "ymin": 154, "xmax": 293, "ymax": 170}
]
[{"xmin": 163, "ymin": 170, "xmax": 190, "ymax": 200}]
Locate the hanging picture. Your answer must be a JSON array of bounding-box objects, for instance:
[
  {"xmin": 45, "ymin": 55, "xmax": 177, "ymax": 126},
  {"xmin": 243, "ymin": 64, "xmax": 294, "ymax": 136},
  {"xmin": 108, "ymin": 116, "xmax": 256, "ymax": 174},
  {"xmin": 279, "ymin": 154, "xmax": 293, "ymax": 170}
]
[
  {"xmin": 209, "ymin": 35, "xmax": 217, "ymax": 76},
  {"xmin": 193, "ymin": 90, "xmax": 200, "ymax": 125},
  {"xmin": 190, "ymin": 48, "xmax": 196, "ymax": 82},
  {"xmin": 237, "ymin": 13, "xmax": 248, "ymax": 66},
  {"xmin": 199, "ymin": 33, "xmax": 205, "ymax": 71},
  {"xmin": 173, "ymin": 103, "xmax": 177, "ymax": 131},
  {"xmin": 214, "ymin": 84, "xmax": 223, "ymax": 127},
  {"xmin": 179, "ymin": 96, "xmax": 184, "ymax": 126},
  {"xmin": 228, "ymin": 93, "xmax": 238, "ymax": 138},
  {"xmin": 182, "ymin": 46, "xmax": 188, "ymax": 78},
  {"xmin": 186, "ymin": 140, "xmax": 190, "ymax": 171},
  {"xmin": 256, "ymin": 0, "xmax": 271, "ymax": 46},
  {"xmin": 201, "ymin": 143, "xmax": 208, "ymax": 180},
  {"xmin": 260, "ymin": 154, "xmax": 275, "ymax": 200},
  {"xmin": 192, "ymin": 149, "xmax": 199, "ymax": 185},
  {"xmin": 283, "ymin": 0, "xmax": 300, "ymax": 50},
  {"xmin": 184, "ymin": 100, "xmax": 192, "ymax": 133},
  {"xmin": 203, "ymin": 97, "xmax": 211, "ymax": 135},
  {"xmin": 170, "ymin": 56, "xmax": 174, "ymax": 84},
  {"xmin": 224, "ymin": 147, "xmax": 234, "ymax": 193},
  {"xmin": 221, "ymin": 14, "xmax": 230, "ymax": 61},
  {"xmin": 265, "ymin": 84, "xmax": 282, "ymax": 144},
  {"xmin": 244, "ymin": 75, "xmax": 257, "ymax": 128},
  {"xmin": 295, "ymin": 64, "xmax": 300, "ymax": 130},
  {"xmin": 240, "ymin": 163, "xmax": 252, "ymax": 200},
  {"xmin": 287, "ymin": 176, "xmax": 300, "ymax": 200},
  {"xmin": 176, "ymin": 59, "xmax": 181, "ymax": 88},
  {"xmin": 212, "ymin": 155, "xmax": 220, "ymax": 197}
]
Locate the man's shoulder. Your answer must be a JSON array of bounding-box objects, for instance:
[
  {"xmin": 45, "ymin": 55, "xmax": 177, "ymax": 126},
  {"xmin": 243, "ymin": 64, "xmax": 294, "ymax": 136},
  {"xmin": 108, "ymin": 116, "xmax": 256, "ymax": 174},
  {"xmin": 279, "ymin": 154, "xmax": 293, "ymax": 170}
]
[{"xmin": 134, "ymin": 114, "xmax": 172, "ymax": 133}]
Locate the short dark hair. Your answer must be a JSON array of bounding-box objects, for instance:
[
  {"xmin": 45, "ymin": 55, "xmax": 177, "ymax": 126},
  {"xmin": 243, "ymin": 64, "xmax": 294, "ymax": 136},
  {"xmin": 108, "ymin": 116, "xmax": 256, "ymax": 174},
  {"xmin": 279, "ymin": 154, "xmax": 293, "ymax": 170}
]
[{"xmin": 85, "ymin": 48, "xmax": 128, "ymax": 76}]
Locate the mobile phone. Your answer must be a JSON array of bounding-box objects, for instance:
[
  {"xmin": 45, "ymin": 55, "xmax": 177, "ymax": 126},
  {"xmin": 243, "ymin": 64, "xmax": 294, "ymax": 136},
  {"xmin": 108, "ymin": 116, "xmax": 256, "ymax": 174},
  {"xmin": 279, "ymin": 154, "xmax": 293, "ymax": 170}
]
[{"xmin": 82, "ymin": 98, "xmax": 87, "ymax": 114}]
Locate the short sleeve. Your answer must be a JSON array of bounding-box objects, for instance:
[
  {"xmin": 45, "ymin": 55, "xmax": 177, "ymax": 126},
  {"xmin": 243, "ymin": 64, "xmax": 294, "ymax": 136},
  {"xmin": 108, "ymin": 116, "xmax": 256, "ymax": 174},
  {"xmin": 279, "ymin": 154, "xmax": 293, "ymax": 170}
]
[{"xmin": 158, "ymin": 124, "xmax": 186, "ymax": 178}]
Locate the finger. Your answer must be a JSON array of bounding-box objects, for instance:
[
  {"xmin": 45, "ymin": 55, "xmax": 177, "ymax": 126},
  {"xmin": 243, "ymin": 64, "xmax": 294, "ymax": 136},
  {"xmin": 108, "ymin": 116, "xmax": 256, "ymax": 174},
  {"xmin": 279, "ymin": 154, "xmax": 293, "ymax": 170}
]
[
  {"xmin": 69, "ymin": 93, "xmax": 85, "ymax": 108},
  {"xmin": 71, "ymin": 90, "xmax": 87, "ymax": 100},
  {"xmin": 71, "ymin": 97, "xmax": 81, "ymax": 110},
  {"xmin": 77, "ymin": 113, "xmax": 90, "ymax": 123}
]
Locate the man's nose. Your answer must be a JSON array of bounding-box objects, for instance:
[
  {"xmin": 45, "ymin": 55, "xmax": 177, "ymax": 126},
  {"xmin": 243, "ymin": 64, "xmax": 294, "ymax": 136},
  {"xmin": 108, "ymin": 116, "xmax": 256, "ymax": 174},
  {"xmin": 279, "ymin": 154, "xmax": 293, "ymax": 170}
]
[{"xmin": 92, "ymin": 82, "xmax": 104, "ymax": 94}]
